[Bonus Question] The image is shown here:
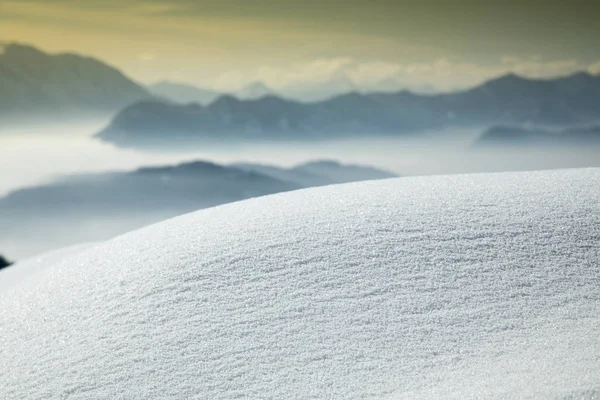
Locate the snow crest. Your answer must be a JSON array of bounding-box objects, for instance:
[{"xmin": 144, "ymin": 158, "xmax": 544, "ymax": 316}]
[{"xmin": 1, "ymin": 169, "xmax": 599, "ymax": 399}]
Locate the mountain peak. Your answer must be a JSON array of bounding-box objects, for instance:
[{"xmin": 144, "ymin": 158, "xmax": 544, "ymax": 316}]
[
  {"xmin": 251, "ymin": 94, "xmax": 295, "ymax": 106},
  {"xmin": 571, "ymin": 71, "xmax": 593, "ymax": 78},
  {"xmin": 136, "ymin": 160, "xmax": 225, "ymax": 175},
  {"xmin": 485, "ymin": 72, "xmax": 527, "ymax": 86},
  {"xmin": 0, "ymin": 42, "xmax": 151, "ymax": 123},
  {"xmin": 211, "ymin": 94, "xmax": 242, "ymax": 107},
  {"xmin": 236, "ymin": 81, "xmax": 276, "ymax": 100},
  {"xmin": 483, "ymin": 71, "xmax": 597, "ymax": 88},
  {"xmin": 0, "ymin": 42, "xmax": 46, "ymax": 59},
  {"xmin": 296, "ymin": 159, "xmax": 342, "ymax": 168},
  {"xmin": 0, "ymin": 43, "xmax": 99, "ymax": 65},
  {"xmin": 563, "ymin": 71, "xmax": 596, "ymax": 82}
]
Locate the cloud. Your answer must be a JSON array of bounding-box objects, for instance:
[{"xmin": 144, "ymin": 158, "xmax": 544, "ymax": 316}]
[
  {"xmin": 588, "ymin": 61, "xmax": 600, "ymax": 75},
  {"xmin": 4, "ymin": 1, "xmax": 596, "ymax": 92},
  {"xmin": 503, "ymin": 57, "xmax": 580, "ymax": 78}
]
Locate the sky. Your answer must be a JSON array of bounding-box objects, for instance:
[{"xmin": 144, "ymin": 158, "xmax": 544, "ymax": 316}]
[{"xmin": 1, "ymin": 0, "xmax": 600, "ymax": 91}]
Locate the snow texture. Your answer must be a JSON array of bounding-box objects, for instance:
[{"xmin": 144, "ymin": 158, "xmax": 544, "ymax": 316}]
[
  {"xmin": 1, "ymin": 168, "xmax": 599, "ymax": 399},
  {"xmin": 0, "ymin": 243, "xmax": 96, "ymax": 290}
]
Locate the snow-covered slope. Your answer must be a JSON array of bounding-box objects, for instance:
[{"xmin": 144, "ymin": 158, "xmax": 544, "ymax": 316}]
[
  {"xmin": 1, "ymin": 169, "xmax": 599, "ymax": 399},
  {"xmin": 0, "ymin": 243, "xmax": 96, "ymax": 290}
]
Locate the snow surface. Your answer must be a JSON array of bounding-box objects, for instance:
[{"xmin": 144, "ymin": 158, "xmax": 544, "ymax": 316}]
[
  {"xmin": 0, "ymin": 243, "xmax": 96, "ymax": 290},
  {"xmin": 1, "ymin": 168, "xmax": 599, "ymax": 399}
]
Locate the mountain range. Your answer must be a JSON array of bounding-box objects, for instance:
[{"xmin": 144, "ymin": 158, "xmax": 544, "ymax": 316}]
[
  {"xmin": 0, "ymin": 42, "xmax": 430, "ymax": 124},
  {"xmin": 232, "ymin": 160, "xmax": 397, "ymax": 187},
  {"xmin": 4, "ymin": 42, "xmax": 600, "ymax": 150},
  {"xmin": 0, "ymin": 159, "xmax": 396, "ymax": 257},
  {"xmin": 149, "ymin": 80, "xmax": 279, "ymax": 105},
  {"xmin": 0, "ymin": 159, "xmax": 394, "ymax": 213},
  {"xmin": 474, "ymin": 124, "xmax": 600, "ymax": 147},
  {"xmin": 0, "ymin": 43, "xmax": 151, "ymax": 124},
  {"xmin": 96, "ymin": 71, "xmax": 600, "ymax": 149},
  {"xmin": 150, "ymin": 76, "xmax": 433, "ymax": 104}
]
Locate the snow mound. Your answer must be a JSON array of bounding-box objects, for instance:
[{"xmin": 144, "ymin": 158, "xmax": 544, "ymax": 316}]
[
  {"xmin": 0, "ymin": 243, "xmax": 97, "ymax": 290},
  {"xmin": 1, "ymin": 169, "xmax": 599, "ymax": 399}
]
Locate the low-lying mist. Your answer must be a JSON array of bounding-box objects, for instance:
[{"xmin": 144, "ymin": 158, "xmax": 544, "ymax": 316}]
[
  {"xmin": 3, "ymin": 121, "xmax": 599, "ymax": 196},
  {"xmin": 1, "ymin": 120, "xmax": 599, "ymax": 259}
]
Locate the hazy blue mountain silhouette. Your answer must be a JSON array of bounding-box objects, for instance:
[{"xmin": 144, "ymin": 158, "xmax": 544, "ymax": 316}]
[
  {"xmin": 96, "ymin": 72, "xmax": 600, "ymax": 149},
  {"xmin": 0, "ymin": 159, "xmax": 394, "ymax": 215},
  {"xmin": 0, "ymin": 159, "xmax": 395, "ymax": 257},
  {"xmin": 233, "ymin": 160, "xmax": 397, "ymax": 187},
  {"xmin": 0, "ymin": 43, "xmax": 151, "ymax": 123},
  {"xmin": 0, "ymin": 160, "xmax": 297, "ymax": 215},
  {"xmin": 474, "ymin": 124, "xmax": 600, "ymax": 147}
]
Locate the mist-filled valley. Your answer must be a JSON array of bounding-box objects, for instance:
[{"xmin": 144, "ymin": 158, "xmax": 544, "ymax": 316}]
[
  {"xmin": 3, "ymin": 118, "xmax": 600, "ymax": 195},
  {"xmin": 2, "ymin": 117, "xmax": 599, "ymax": 259}
]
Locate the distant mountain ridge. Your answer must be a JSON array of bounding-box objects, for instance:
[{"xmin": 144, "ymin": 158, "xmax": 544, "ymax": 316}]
[
  {"xmin": 233, "ymin": 160, "xmax": 397, "ymax": 187},
  {"xmin": 148, "ymin": 80, "xmax": 280, "ymax": 105},
  {"xmin": 0, "ymin": 160, "xmax": 295, "ymax": 214},
  {"xmin": 0, "ymin": 159, "xmax": 395, "ymax": 213},
  {"xmin": 0, "ymin": 159, "xmax": 396, "ymax": 256},
  {"xmin": 474, "ymin": 124, "xmax": 600, "ymax": 147},
  {"xmin": 0, "ymin": 43, "xmax": 151, "ymax": 123},
  {"xmin": 97, "ymin": 71, "xmax": 600, "ymax": 149}
]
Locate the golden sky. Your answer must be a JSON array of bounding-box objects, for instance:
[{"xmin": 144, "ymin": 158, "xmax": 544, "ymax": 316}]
[{"xmin": 2, "ymin": 0, "xmax": 599, "ymax": 90}]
